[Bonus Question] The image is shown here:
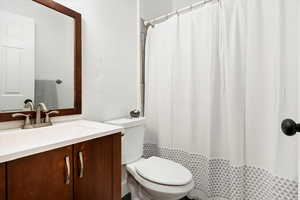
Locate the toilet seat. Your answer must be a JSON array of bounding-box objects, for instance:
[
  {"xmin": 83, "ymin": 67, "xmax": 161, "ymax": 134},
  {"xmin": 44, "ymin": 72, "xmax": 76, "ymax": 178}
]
[
  {"xmin": 126, "ymin": 157, "xmax": 194, "ymax": 195},
  {"xmin": 135, "ymin": 157, "xmax": 193, "ymax": 186}
]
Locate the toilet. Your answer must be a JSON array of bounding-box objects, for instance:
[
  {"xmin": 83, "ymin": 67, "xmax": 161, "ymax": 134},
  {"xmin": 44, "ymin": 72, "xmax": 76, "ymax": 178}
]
[{"xmin": 106, "ymin": 118, "xmax": 194, "ymax": 200}]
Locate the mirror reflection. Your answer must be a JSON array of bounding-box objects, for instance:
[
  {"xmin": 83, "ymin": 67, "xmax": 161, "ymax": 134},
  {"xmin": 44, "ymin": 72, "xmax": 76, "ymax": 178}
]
[{"xmin": 0, "ymin": 0, "xmax": 75, "ymax": 112}]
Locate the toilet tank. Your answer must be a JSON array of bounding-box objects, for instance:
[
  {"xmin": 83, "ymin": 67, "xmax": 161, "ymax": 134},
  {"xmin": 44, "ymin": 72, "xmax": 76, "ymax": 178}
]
[{"xmin": 106, "ymin": 117, "xmax": 146, "ymax": 164}]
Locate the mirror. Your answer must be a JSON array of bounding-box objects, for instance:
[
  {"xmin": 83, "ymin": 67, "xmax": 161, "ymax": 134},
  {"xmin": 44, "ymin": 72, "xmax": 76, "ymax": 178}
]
[{"xmin": 0, "ymin": 0, "xmax": 82, "ymax": 121}]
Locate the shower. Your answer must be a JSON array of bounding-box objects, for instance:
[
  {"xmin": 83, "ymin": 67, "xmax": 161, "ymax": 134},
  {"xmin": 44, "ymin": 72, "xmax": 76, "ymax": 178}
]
[{"xmin": 141, "ymin": 0, "xmax": 299, "ymax": 199}]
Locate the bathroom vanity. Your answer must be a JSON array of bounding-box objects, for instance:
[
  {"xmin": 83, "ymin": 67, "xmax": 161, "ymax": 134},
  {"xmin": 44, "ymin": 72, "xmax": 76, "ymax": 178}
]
[
  {"xmin": 0, "ymin": 0, "xmax": 124, "ymax": 199},
  {"xmin": 0, "ymin": 120, "xmax": 123, "ymax": 200}
]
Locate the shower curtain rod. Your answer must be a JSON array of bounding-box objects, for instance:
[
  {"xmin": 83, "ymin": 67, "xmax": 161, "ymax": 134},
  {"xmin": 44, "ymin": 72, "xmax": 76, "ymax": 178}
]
[{"xmin": 144, "ymin": 0, "xmax": 219, "ymax": 26}]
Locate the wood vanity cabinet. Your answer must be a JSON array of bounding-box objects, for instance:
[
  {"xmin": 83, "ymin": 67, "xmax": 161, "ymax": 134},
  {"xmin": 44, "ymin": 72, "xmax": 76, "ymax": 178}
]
[
  {"xmin": 3, "ymin": 133, "xmax": 121, "ymax": 200},
  {"xmin": 0, "ymin": 164, "xmax": 5, "ymax": 200},
  {"xmin": 7, "ymin": 146, "xmax": 74, "ymax": 200},
  {"xmin": 74, "ymin": 134, "xmax": 121, "ymax": 200}
]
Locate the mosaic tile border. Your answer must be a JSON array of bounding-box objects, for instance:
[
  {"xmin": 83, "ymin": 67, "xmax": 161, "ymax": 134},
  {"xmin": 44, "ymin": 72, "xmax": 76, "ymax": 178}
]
[{"xmin": 144, "ymin": 143, "xmax": 298, "ymax": 200}]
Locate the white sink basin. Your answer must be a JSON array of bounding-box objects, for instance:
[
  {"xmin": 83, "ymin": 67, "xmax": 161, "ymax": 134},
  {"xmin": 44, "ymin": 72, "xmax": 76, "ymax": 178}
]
[{"xmin": 0, "ymin": 120, "xmax": 123, "ymax": 163}]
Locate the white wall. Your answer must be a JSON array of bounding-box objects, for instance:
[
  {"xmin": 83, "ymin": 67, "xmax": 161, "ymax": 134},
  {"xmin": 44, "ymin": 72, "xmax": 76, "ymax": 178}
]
[
  {"xmin": 172, "ymin": 0, "xmax": 203, "ymax": 10},
  {"xmin": 140, "ymin": 0, "xmax": 203, "ymax": 20},
  {"xmin": 49, "ymin": 0, "xmax": 139, "ymax": 122},
  {"xmin": 140, "ymin": 0, "xmax": 172, "ymax": 20},
  {"xmin": 0, "ymin": 0, "xmax": 139, "ymax": 127}
]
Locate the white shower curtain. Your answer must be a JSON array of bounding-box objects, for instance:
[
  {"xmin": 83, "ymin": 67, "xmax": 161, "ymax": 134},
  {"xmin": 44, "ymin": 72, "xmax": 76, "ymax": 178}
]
[{"xmin": 144, "ymin": 0, "xmax": 299, "ymax": 199}]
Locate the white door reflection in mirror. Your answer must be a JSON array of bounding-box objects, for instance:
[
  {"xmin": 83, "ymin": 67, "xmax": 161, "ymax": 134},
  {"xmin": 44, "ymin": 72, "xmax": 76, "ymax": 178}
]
[
  {"xmin": 0, "ymin": 0, "xmax": 75, "ymax": 112},
  {"xmin": 0, "ymin": 10, "xmax": 34, "ymax": 112}
]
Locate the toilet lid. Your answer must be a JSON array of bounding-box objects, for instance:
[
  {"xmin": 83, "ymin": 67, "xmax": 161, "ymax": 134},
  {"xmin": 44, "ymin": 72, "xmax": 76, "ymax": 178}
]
[{"xmin": 135, "ymin": 157, "xmax": 193, "ymax": 186}]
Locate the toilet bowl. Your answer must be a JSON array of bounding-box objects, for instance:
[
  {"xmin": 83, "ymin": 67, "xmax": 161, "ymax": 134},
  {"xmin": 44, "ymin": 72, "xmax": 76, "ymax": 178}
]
[
  {"xmin": 106, "ymin": 118, "xmax": 194, "ymax": 200},
  {"xmin": 127, "ymin": 157, "xmax": 194, "ymax": 200}
]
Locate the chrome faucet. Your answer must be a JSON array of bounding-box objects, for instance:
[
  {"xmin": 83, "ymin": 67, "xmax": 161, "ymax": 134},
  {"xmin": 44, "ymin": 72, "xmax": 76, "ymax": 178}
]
[
  {"xmin": 24, "ymin": 99, "xmax": 34, "ymax": 111},
  {"xmin": 12, "ymin": 102, "xmax": 59, "ymax": 129},
  {"xmin": 35, "ymin": 103, "xmax": 48, "ymax": 125}
]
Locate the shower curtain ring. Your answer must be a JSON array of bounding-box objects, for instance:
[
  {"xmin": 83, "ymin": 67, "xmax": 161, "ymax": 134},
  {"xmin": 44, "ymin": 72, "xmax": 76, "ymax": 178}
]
[{"xmin": 166, "ymin": 13, "xmax": 170, "ymax": 19}]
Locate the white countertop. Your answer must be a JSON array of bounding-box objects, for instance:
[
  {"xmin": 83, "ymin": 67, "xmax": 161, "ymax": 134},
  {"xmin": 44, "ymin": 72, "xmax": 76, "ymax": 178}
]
[{"xmin": 0, "ymin": 120, "xmax": 124, "ymax": 163}]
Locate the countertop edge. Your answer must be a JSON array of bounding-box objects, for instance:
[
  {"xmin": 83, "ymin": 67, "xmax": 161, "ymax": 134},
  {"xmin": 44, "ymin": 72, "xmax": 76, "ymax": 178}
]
[{"xmin": 0, "ymin": 128, "xmax": 123, "ymax": 163}]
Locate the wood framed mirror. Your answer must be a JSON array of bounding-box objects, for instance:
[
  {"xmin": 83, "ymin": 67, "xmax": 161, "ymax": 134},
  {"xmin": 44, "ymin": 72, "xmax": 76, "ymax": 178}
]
[{"xmin": 0, "ymin": 0, "xmax": 82, "ymax": 122}]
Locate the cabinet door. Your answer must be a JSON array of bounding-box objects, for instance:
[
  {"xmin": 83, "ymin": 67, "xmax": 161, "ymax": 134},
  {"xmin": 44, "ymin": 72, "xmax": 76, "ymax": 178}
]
[
  {"xmin": 7, "ymin": 146, "xmax": 73, "ymax": 200},
  {"xmin": 0, "ymin": 163, "xmax": 5, "ymax": 200},
  {"xmin": 74, "ymin": 134, "xmax": 121, "ymax": 200}
]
